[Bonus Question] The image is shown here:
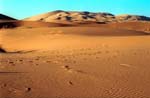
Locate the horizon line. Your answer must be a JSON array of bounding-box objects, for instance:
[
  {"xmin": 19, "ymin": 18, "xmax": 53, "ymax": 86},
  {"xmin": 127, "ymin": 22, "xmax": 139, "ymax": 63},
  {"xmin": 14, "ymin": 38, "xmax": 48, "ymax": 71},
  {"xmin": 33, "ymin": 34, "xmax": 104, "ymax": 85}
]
[{"xmin": 1, "ymin": 10, "xmax": 150, "ymax": 20}]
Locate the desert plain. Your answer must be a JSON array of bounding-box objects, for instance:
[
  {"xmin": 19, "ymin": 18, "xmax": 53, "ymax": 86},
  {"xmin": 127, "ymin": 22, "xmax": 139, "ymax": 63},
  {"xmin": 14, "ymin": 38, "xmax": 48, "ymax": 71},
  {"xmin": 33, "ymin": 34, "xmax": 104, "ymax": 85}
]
[{"xmin": 0, "ymin": 11, "xmax": 150, "ymax": 98}]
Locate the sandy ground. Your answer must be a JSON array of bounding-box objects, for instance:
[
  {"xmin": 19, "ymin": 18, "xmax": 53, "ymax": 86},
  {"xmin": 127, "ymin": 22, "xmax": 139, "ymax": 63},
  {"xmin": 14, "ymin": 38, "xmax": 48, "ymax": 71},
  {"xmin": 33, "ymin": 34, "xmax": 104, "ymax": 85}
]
[{"xmin": 0, "ymin": 27, "xmax": 150, "ymax": 98}]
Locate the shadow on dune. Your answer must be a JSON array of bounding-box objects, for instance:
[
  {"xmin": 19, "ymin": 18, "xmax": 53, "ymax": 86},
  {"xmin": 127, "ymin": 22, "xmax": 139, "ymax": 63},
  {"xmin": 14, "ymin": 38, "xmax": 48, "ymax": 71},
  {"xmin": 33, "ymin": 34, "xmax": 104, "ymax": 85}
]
[
  {"xmin": 0, "ymin": 21, "xmax": 77, "ymax": 29},
  {"xmin": 0, "ymin": 46, "xmax": 36, "ymax": 54},
  {"xmin": 0, "ymin": 20, "xmax": 107, "ymax": 29},
  {"xmin": 0, "ymin": 21, "xmax": 19, "ymax": 29},
  {"xmin": 0, "ymin": 46, "xmax": 7, "ymax": 53}
]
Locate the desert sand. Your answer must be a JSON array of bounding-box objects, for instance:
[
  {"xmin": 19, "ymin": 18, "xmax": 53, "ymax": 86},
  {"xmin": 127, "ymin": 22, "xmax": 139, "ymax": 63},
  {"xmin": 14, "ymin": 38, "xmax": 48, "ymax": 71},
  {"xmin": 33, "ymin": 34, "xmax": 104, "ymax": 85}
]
[
  {"xmin": 24, "ymin": 10, "xmax": 150, "ymax": 23},
  {"xmin": 0, "ymin": 24, "xmax": 150, "ymax": 98},
  {"xmin": 0, "ymin": 11, "xmax": 150, "ymax": 98}
]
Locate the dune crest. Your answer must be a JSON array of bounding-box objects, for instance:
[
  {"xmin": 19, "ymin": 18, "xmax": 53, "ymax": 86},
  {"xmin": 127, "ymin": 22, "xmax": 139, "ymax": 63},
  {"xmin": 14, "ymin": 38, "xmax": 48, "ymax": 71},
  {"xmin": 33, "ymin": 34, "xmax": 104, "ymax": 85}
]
[
  {"xmin": 24, "ymin": 10, "xmax": 150, "ymax": 23},
  {"xmin": 0, "ymin": 14, "xmax": 16, "ymax": 22}
]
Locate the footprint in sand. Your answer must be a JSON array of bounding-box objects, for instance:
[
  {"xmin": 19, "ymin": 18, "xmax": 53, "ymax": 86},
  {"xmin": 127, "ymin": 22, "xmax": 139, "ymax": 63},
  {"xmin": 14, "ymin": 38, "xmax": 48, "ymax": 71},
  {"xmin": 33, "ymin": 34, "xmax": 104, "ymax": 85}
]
[
  {"xmin": 8, "ymin": 61, "xmax": 15, "ymax": 66},
  {"xmin": 35, "ymin": 64, "xmax": 39, "ymax": 66},
  {"xmin": 35, "ymin": 58, "xmax": 40, "ymax": 61},
  {"xmin": 61, "ymin": 65, "xmax": 86, "ymax": 74},
  {"xmin": 61, "ymin": 65, "xmax": 72, "ymax": 72},
  {"xmin": 28, "ymin": 60, "xmax": 34, "ymax": 63},
  {"xmin": 46, "ymin": 60, "xmax": 52, "ymax": 63},
  {"xmin": 19, "ymin": 59, "xmax": 23, "ymax": 62},
  {"xmin": 15, "ymin": 59, "xmax": 24, "ymax": 63},
  {"xmin": 25, "ymin": 87, "xmax": 31, "ymax": 92},
  {"xmin": 96, "ymin": 51, "xmax": 102, "ymax": 54},
  {"xmin": 68, "ymin": 81, "xmax": 73, "ymax": 86},
  {"xmin": 0, "ymin": 83, "xmax": 7, "ymax": 88}
]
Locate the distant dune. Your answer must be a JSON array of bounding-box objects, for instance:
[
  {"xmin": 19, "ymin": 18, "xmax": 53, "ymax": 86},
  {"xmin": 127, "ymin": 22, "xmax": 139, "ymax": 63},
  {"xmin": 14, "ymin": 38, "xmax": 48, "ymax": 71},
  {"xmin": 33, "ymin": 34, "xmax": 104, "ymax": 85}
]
[
  {"xmin": 116, "ymin": 14, "xmax": 150, "ymax": 22},
  {"xmin": 0, "ymin": 14, "xmax": 16, "ymax": 22},
  {"xmin": 24, "ymin": 10, "xmax": 150, "ymax": 23}
]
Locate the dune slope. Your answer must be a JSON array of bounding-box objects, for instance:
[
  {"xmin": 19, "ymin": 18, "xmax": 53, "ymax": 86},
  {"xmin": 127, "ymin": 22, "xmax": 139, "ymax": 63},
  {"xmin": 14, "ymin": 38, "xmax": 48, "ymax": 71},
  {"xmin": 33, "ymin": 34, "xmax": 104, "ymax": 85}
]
[{"xmin": 24, "ymin": 10, "xmax": 150, "ymax": 23}]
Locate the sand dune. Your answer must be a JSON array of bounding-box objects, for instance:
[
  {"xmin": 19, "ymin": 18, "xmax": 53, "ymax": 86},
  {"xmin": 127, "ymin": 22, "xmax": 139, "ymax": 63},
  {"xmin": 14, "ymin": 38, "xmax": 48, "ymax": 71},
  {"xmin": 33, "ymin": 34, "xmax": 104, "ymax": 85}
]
[
  {"xmin": 0, "ymin": 14, "xmax": 16, "ymax": 22},
  {"xmin": 0, "ymin": 27, "xmax": 148, "ymax": 53},
  {"xmin": 116, "ymin": 14, "xmax": 150, "ymax": 22},
  {"xmin": 24, "ymin": 10, "xmax": 115, "ymax": 23},
  {"xmin": 24, "ymin": 10, "xmax": 150, "ymax": 23}
]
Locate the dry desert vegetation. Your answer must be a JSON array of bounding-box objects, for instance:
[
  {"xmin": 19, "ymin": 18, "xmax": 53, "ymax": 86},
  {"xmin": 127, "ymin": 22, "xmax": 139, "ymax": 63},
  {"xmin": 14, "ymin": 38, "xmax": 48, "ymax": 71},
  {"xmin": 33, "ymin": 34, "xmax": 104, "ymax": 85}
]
[{"xmin": 0, "ymin": 11, "xmax": 150, "ymax": 98}]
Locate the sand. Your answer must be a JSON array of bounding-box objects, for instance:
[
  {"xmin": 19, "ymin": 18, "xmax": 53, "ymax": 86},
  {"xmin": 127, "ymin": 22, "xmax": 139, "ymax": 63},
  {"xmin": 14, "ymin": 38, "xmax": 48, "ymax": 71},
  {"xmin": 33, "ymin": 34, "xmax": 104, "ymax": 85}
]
[
  {"xmin": 24, "ymin": 10, "xmax": 150, "ymax": 23},
  {"xmin": 0, "ymin": 22, "xmax": 150, "ymax": 98}
]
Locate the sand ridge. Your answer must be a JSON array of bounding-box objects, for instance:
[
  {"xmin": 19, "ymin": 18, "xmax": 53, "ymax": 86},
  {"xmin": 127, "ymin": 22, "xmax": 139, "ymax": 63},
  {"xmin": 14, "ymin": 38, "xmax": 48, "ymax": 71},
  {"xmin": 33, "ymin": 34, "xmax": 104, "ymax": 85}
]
[
  {"xmin": 24, "ymin": 10, "xmax": 150, "ymax": 23},
  {"xmin": 0, "ymin": 26, "xmax": 149, "ymax": 53}
]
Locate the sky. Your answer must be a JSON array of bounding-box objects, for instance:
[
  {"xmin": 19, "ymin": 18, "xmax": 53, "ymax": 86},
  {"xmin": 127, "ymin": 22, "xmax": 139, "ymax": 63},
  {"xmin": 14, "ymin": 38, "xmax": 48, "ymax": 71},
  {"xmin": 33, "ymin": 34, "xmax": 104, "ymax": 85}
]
[{"xmin": 0, "ymin": 0, "xmax": 150, "ymax": 19}]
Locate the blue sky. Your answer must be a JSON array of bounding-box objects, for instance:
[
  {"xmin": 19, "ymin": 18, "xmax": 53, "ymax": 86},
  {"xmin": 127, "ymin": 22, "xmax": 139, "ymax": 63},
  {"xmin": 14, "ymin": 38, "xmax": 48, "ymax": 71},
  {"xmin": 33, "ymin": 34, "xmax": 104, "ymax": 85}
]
[{"xmin": 0, "ymin": 0, "xmax": 149, "ymax": 19}]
